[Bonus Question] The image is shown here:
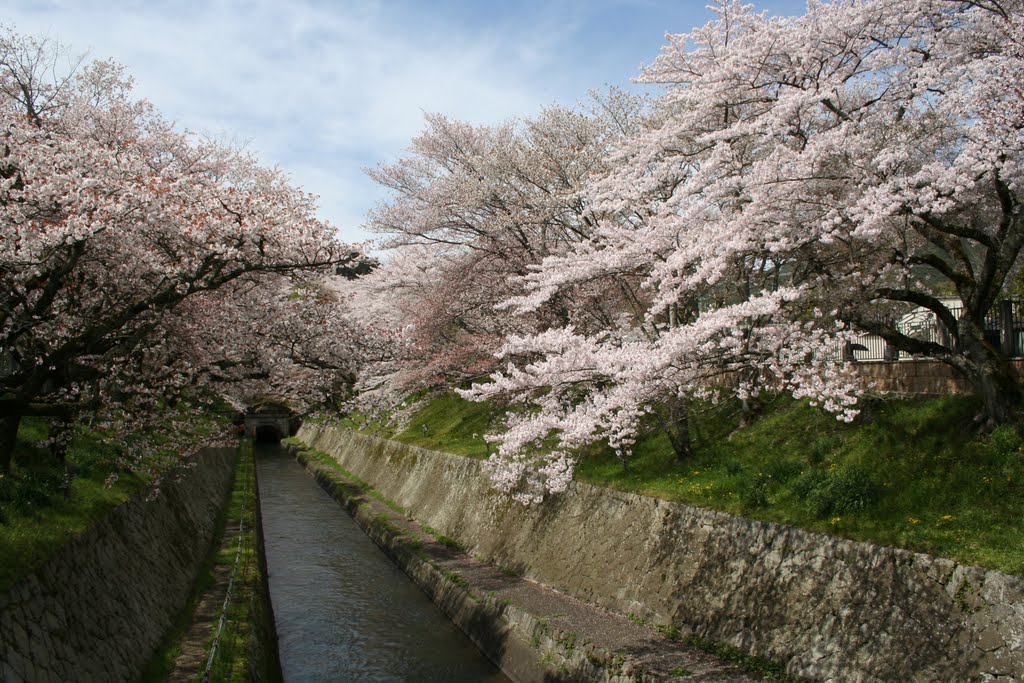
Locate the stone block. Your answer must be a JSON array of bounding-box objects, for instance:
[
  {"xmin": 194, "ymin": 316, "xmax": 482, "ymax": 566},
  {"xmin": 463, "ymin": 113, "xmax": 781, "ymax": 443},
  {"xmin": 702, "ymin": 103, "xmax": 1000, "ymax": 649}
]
[{"xmin": 1, "ymin": 660, "xmax": 24, "ymax": 683}]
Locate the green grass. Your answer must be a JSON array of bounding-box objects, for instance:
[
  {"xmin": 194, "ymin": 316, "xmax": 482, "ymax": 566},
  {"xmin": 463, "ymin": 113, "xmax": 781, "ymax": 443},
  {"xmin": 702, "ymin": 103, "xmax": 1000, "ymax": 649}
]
[
  {"xmin": 685, "ymin": 634, "xmax": 797, "ymax": 681},
  {"xmin": 349, "ymin": 391, "xmax": 1024, "ymax": 576},
  {"xmin": 0, "ymin": 407, "xmax": 233, "ymax": 593},
  {"xmin": 0, "ymin": 418, "xmax": 145, "ymax": 591},
  {"xmin": 0, "ymin": 474, "xmax": 144, "ymax": 592},
  {"xmin": 338, "ymin": 391, "xmax": 502, "ymax": 459},
  {"xmin": 422, "ymin": 524, "xmax": 467, "ymax": 552}
]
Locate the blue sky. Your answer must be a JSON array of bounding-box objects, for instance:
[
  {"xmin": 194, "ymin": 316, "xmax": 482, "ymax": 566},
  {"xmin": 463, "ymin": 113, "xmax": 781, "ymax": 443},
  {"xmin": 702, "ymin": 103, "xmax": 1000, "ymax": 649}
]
[{"xmin": 6, "ymin": 0, "xmax": 808, "ymax": 244}]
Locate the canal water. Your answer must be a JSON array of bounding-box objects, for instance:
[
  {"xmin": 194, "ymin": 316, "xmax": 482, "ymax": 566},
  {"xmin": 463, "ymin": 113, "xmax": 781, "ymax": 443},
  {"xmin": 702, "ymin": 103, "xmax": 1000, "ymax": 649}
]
[{"xmin": 255, "ymin": 444, "xmax": 508, "ymax": 682}]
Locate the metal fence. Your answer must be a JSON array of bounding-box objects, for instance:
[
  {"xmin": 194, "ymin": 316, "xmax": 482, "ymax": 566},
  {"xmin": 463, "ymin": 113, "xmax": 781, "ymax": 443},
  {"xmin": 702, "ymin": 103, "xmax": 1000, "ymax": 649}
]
[{"xmin": 839, "ymin": 299, "xmax": 1024, "ymax": 362}]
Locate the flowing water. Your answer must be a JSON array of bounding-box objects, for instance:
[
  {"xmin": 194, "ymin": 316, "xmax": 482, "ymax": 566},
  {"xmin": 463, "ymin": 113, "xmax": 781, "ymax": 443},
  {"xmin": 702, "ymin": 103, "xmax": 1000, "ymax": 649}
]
[{"xmin": 255, "ymin": 443, "xmax": 508, "ymax": 682}]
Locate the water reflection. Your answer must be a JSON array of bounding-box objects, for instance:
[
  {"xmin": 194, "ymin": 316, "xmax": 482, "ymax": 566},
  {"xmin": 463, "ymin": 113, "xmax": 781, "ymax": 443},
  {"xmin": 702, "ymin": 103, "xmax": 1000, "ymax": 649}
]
[{"xmin": 255, "ymin": 444, "xmax": 508, "ymax": 682}]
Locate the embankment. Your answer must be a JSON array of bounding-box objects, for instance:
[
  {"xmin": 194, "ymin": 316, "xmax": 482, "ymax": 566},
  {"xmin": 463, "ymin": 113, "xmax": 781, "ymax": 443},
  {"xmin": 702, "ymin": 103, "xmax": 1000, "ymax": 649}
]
[
  {"xmin": 297, "ymin": 423, "xmax": 1024, "ymax": 682},
  {"xmin": 0, "ymin": 447, "xmax": 236, "ymax": 683}
]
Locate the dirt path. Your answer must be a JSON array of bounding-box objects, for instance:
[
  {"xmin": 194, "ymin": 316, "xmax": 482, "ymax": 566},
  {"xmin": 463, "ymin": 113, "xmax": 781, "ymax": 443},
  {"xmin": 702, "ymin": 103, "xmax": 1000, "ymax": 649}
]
[{"xmin": 165, "ymin": 517, "xmax": 242, "ymax": 683}]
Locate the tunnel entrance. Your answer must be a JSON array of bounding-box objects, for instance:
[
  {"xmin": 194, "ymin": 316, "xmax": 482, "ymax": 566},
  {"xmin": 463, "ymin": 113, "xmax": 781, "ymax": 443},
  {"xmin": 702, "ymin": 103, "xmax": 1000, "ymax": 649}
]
[
  {"xmin": 243, "ymin": 400, "xmax": 301, "ymax": 442},
  {"xmin": 254, "ymin": 425, "xmax": 284, "ymax": 443}
]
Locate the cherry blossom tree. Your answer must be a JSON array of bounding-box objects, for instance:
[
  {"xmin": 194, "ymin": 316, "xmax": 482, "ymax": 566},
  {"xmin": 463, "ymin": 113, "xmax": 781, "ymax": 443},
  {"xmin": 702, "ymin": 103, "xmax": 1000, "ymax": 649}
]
[
  {"xmin": 351, "ymin": 245, "xmax": 503, "ymax": 399},
  {"xmin": 628, "ymin": 0, "xmax": 1024, "ymax": 425},
  {"xmin": 117, "ymin": 277, "xmax": 337, "ymax": 410},
  {"xmin": 0, "ymin": 29, "xmax": 365, "ymax": 471},
  {"xmin": 462, "ymin": 0, "xmax": 1024, "ymax": 502},
  {"xmin": 361, "ymin": 95, "xmax": 650, "ymax": 401}
]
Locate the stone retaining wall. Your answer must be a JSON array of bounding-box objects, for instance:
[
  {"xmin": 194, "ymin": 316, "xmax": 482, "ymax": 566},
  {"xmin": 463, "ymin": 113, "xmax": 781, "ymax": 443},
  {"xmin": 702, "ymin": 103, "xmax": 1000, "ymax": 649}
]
[
  {"xmin": 0, "ymin": 447, "xmax": 237, "ymax": 683},
  {"xmin": 851, "ymin": 359, "xmax": 1024, "ymax": 395},
  {"xmin": 298, "ymin": 424, "xmax": 1024, "ymax": 683}
]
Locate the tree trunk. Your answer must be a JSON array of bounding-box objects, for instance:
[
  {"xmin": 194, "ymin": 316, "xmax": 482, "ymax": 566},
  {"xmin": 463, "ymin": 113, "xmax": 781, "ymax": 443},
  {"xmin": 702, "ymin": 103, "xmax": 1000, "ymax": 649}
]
[
  {"xmin": 0, "ymin": 414, "xmax": 21, "ymax": 473},
  {"xmin": 48, "ymin": 416, "xmax": 73, "ymax": 464},
  {"xmin": 967, "ymin": 354, "xmax": 1019, "ymax": 427},
  {"xmin": 738, "ymin": 389, "xmax": 762, "ymax": 428},
  {"xmin": 656, "ymin": 397, "xmax": 692, "ymax": 461},
  {"xmin": 960, "ymin": 320, "xmax": 1021, "ymax": 428}
]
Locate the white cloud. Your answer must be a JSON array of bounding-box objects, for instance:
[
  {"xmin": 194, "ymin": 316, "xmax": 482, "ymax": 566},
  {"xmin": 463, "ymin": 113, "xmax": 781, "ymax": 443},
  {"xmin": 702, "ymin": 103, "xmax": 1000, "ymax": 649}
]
[
  {"xmin": 7, "ymin": 0, "xmax": 572, "ymax": 242},
  {"xmin": 5, "ymin": 0, "xmax": 809, "ymax": 243}
]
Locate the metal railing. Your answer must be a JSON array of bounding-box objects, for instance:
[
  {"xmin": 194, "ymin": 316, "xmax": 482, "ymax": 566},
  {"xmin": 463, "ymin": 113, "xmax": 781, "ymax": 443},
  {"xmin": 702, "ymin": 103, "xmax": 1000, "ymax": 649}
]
[
  {"xmin": 201, "ymin": 455, "xmax": 252, "ymax": 682},
  {"xmin": 838, "ymin": 299, "xmax": 1024, "ymax": 362}
]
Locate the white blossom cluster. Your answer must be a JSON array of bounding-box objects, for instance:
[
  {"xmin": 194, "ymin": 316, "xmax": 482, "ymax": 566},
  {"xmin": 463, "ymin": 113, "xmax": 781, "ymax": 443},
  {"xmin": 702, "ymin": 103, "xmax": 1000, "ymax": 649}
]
[
  {"xmin": 360, "ymin": 0, "xmax": 1024, "ymax": 502},
  {"xmin": 0, "ymin": 30, "xmax": 368, "ymax": 471}
]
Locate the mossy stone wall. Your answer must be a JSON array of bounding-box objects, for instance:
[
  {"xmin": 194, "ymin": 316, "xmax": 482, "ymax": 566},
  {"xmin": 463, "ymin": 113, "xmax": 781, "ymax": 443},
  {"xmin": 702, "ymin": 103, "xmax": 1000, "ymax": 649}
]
[
  {"xmin": 298, "ymin": 424, "xmax": 1024, "ymax": 682},
  {"xmin": 0, "ymin": 447, "xmax": 236, "ymax": 683}
]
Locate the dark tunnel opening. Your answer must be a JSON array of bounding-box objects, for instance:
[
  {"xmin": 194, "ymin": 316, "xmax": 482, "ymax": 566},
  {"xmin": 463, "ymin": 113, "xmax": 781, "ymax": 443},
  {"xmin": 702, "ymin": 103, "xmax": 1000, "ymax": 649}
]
[{"xmin": 254, "ymin": 425, "xmax": 284, "ymax": 443}]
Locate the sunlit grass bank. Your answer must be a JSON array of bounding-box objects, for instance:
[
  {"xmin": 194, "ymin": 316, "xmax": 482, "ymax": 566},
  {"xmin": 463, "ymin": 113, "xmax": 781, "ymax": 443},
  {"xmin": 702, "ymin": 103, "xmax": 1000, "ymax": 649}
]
[
  {"xmin": 337, "ymin": 392, "xmax": 1023, "ymax": 575},
  {"xmin": 0, "ymin": 419, "xmax": 144, "ymax": 591},
  {"xmin": 0, "ymin": 410, "xmax": 231, "ymax": 592}
]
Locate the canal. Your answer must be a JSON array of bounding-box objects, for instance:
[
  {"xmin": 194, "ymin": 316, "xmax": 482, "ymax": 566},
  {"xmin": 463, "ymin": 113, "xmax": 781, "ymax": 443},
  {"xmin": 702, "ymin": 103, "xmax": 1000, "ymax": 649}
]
[{"xmin": 255, "ymin": 443, "xmax": 509, "ymax": 682}]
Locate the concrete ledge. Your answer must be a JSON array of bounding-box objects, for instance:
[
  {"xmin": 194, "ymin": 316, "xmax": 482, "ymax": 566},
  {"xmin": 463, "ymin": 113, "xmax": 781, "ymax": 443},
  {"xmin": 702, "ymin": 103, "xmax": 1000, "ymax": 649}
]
[{"xmin": 291, "ymin": 447, "xmax": 762, "ymax": 683}]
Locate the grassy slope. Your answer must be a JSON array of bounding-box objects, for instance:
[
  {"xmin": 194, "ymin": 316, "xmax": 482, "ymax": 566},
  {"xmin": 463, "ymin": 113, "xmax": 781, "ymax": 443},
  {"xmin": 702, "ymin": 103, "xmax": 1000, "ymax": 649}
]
[
  {"xmin": 0, "ymin": 410, "xmax": 231, "ymax": 592},
  {"xmin": 0, "ymin": 418, "xmax": 146, "ymax": 591},
  {"xmin": 0, "ymin": 413, "xmax": 274, "ymax": 681},
  {"xmin": 341, "ymin": 392, "xmax": 1023, "ymax": 576}
]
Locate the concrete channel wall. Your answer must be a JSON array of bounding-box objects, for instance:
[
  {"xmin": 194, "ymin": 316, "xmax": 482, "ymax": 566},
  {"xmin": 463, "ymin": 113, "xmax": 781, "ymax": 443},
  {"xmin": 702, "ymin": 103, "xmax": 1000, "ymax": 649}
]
[
  {"xmin": 0, "ymin": 447, "xmax": 236, "ymax": 683},
  {"xmin": 297, "ymin": 424, "xmax": 1024, "ymax": 683}
]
